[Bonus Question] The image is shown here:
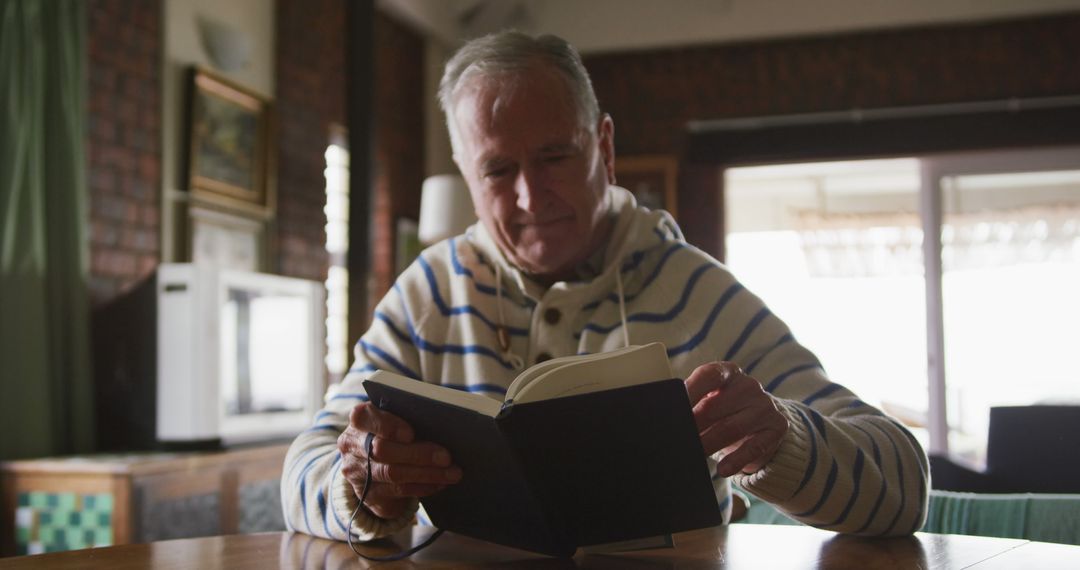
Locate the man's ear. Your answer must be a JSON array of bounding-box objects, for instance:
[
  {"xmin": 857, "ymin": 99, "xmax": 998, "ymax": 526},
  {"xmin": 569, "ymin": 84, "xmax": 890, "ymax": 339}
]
[{"xmin": 597, "ymin": 113, "xmax": 616, "ymax": 185}]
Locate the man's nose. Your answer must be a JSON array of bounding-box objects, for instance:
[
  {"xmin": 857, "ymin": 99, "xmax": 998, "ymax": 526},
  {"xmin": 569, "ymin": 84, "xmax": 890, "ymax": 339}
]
[{"xmin": 514, "ymin": 169, "xmax": 546, "ymax": 213}]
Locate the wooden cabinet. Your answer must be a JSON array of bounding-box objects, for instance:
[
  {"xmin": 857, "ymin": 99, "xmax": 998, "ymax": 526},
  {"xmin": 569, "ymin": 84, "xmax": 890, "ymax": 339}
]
[{"xmin": 1, "ymin": 444, "xmax": 289, "ymax": 556}]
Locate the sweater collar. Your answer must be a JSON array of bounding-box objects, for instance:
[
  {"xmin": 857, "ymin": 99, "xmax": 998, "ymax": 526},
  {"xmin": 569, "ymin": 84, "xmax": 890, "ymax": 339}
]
[{"xmin": 469, "ymin": 185, "xmax": 680, "ymax": 303}]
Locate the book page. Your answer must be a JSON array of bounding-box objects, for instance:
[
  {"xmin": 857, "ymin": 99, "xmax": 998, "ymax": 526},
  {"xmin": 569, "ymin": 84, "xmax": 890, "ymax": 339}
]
[
  {"xmin": 505, "ymin": 355, "xmax": 574, "ymax": 389},
  {"xmin": 366, "ymin": 370, "xmax": 503, "ymax": 417},
  {"xmin": 506, "ymin": 345, "xmax": 653, "ymax": 397},
  {"xmin": 508, "ymin": 342, "xmax": 673, "ymax": 403}
]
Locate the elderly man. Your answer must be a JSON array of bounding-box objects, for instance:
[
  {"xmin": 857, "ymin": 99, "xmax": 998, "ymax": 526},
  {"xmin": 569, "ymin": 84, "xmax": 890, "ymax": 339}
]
[{"xmin": 282, "ymin": 31, "xmax": 928, "ymax": 543}]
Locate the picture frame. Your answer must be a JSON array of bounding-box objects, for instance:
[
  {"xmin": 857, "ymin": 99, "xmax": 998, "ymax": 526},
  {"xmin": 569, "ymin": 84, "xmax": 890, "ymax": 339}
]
[
  {"xmin": 186, "ymin": 67, "xmax": 273, "ymax": 216},
  {"xmin": 615, "ymin": 155, "xmax": 679, "ymax": 218},
  {"xmin": 188, "ymin": 206, "xmax": 267, "ymax": 272}
]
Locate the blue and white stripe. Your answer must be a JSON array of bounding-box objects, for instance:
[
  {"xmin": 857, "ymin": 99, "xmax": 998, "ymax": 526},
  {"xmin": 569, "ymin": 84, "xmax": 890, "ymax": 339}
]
[{"xmin": 282, "ymin": 185, "xmax": 928, "ymax": 543}]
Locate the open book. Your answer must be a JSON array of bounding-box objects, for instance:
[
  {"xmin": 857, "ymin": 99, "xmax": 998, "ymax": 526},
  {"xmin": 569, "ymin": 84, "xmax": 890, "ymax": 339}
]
[{"xmin": 362, "ymin": 342, "xmax": 722, "ymax": 557}]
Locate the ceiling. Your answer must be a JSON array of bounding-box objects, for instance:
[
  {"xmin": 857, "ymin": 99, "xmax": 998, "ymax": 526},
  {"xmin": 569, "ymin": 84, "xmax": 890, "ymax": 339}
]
[{"xmin": 380, "ymin": 0, "xmax": 1080, "ymax": 53}]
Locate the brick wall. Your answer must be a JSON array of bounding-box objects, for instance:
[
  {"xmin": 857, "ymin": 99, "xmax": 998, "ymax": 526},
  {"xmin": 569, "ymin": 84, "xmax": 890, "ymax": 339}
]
[
  {"xmin": 86, "ymin": 0, "xmax": 163, "ymax": 451},
  {"xmin": 81, "ymin": 7, "xmax": 1078, "ymax": 328},
  {"xmin": 585, "ymin": 13, "xmax": 1080, "ymax": 157},
  {"xmin": 373, "ymin": 13, "xmax": 426, "ymax": 298},
  {"xmin": 274, "ymin": 0, "xmax": 346, "ymax": 282},
  {"xmin": 583, "ymin": 13, "xmax": 1080, "ymax": 256},
  {"xmin": 85, "ymin": 0, "xmax": 425, "ymax": 449},
  {"xmin": 275, "ymin": 2, "xmax": 425, "ymax": 303},
  {"xmin": 86, "ymin": 0, "xmax": 162, "ymax": 306},
  {"xmin": 86, "ymin": 0, "xmax": 425, "ymax": 300}
]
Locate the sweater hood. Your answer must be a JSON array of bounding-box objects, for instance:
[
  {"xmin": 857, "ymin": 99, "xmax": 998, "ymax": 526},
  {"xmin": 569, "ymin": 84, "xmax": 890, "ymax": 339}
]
[{"xmin": 469, "ymin": 185, "xmax": 684, "ymax": 302}]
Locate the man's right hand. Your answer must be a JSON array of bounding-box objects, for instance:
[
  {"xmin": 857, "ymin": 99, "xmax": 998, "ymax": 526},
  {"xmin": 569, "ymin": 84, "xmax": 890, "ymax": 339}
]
[{"xmin": 338, "ymin": 403, "xmax": 462, "ymax": 520}]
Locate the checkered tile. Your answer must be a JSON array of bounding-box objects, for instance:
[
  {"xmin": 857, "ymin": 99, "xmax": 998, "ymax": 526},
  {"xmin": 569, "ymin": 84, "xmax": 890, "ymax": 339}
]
[{"xmin": 15, "ymin": 492, "xmax": 114, "ymax": 555}]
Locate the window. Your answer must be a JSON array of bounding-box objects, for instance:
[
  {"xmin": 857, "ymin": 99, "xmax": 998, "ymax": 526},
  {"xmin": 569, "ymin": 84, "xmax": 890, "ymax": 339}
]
[
  {"xmin": 324, "ymin": 141, "xmax": 350, "ymax": 385},
  {"xmin": 725, "ymin": 148, "xmax": 1080, "ymax": 466}
]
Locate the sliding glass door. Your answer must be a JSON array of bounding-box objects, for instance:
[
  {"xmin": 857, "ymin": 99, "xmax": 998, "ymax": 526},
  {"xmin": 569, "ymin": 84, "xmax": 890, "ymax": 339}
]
[
  {"xmin": 725, "ymin": 147, "xmax": 1080, "ymax": 466},
  {"xmin": 922, "ymin": 148, "xmax": 1080, "ymax": 463},
  {"xmin": 724, "ymin": 159, "xmax": 930, "ymax": 442}
]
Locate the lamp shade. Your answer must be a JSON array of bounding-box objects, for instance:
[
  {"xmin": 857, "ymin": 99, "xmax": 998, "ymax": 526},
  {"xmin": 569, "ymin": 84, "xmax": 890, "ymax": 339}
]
[
  {"xmin": 197, "ymin": 16, "xmax": 252, "ymax": 72},
  {"xmin": 418, "ymin": 174, "xmax": 476, "ymax": 244}
]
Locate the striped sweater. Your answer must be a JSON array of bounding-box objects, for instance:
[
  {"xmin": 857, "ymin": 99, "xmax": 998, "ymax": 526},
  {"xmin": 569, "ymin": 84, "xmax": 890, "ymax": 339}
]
[{"xmin": 281, "ymin": 185, "xmax": 929, "ymax": 541}]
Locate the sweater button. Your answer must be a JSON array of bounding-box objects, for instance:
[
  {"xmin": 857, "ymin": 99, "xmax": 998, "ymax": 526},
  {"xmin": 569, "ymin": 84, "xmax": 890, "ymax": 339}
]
[
  {"xmin": 535, "ymin": 352, "xmax": 553, "ymax": 364},
  {"xmin": 543, "ymin": 308, "xmax": 561, "ymax": 324}
]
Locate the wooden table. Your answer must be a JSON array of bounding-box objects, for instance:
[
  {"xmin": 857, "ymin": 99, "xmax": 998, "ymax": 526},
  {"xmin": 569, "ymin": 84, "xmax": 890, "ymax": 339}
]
[{"xmin": 2, "ymin": 523, "xmax": 1079, "ymax": 569}]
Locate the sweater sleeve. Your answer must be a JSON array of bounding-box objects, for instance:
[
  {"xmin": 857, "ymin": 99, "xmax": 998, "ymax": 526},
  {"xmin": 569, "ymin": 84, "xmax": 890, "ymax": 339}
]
[
  {"xmin": 609, "ymin": 240, "xmax": 928, "ymax": 536},
  {"xmin": 727, "ymin": 302, "xmax": 930, "ymax": 536},
  {"xmin": 280, "ymin": 273, "xmax": 427, "ymax": 541}
]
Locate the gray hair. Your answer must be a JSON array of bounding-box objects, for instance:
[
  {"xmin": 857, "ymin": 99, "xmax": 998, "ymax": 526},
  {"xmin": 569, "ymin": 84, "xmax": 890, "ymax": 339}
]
[{"xmin": 438, "ymin": 31, "xmax": 600, "ymax": 156}]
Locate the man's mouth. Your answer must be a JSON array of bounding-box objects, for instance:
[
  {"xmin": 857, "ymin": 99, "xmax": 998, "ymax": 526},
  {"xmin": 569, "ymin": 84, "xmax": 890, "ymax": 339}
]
[{"xmin": 516, "ymin": 214, "xmax": 572, "ymax": 228}]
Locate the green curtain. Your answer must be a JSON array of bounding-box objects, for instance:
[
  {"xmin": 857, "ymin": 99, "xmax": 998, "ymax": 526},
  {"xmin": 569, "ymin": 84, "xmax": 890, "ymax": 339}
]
[{"xmin": 0, "ymin": 0, "xmax": 93, "ymax": 460}]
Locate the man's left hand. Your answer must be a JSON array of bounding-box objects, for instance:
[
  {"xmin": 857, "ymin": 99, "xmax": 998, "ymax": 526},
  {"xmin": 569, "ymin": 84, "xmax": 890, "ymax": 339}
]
[{"xmin": 685, "ymin": 362, "xmax": 789, "ymax": 477}]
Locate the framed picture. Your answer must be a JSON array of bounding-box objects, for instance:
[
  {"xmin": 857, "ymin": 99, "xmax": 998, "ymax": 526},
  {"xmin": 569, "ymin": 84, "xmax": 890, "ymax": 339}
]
[
  {"xmin": 186, "ymin": 67, "xmax": 273, "ymax": 215},
  {"xmin": 189, "ymin": 206, "xmax": 266, "ymax": 272},
  {"xmin": 615, "ymin": 155, "xmax": 679, "ymax": 218}
]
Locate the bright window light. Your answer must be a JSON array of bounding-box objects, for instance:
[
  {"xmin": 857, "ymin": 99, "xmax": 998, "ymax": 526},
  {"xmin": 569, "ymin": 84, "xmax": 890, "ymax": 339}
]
[{"xmin": 324, "ymin": 143, "xmax": 350, "ymax": 383}]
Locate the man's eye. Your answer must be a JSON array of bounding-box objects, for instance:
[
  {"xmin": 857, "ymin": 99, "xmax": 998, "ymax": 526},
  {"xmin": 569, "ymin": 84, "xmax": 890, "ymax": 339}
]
[
  {"xmin": 485, "ymin": 167, "xmax": 511, "ymax": 179},
  {"xmin": 544, "ymin": 154, "xmax": 569, "ymax": 164}
]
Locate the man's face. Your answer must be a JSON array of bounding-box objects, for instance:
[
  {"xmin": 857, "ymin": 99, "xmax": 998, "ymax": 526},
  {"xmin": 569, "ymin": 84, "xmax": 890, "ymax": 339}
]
[{"xmin": 452, "ymin": 65, "xmax": 615, "ymax": 281}]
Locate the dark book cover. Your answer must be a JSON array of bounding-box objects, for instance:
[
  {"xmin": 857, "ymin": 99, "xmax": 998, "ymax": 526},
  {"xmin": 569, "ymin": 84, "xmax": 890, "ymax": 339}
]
[
  {"xmin": 501, "ymin": 379, "xmax": 722, "ymax": 547},
  {"xmin": 364, "ymin": 381, "xmax": 572, "ymax": 555},
  {"xmin": 363, "ymin": 377, "xmax": 721, "ymax": 556}
]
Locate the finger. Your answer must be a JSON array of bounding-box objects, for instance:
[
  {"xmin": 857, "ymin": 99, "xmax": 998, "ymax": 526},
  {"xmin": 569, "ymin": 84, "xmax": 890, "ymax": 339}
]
[
  {"xmin": 716, "ymin": 430, "xmax": 784, "ymax": 478},
  {"xmin": 340, "ymin": 457, "xmax": 457, "ymax": 500},
  {"xmin": 697, "ymin": 405, "xmax": 764, "ymax": 454},
  {"xmin": 337, "ymin": 427, "xmax": 370, "ymax": 460},
  {"xmin": 685, "ymin": 361, "xmax": 742, "ymax": 405},
  {"xmin": 691, "ymin": 375, "xmax": 767, "ymax": 432},
  {"xmin": 368, "ymin": 461, "xmax": 463, "ymax": 486},
  {"xmin": 370, "ymin": 438, "xmax": 453, "ymax": 467},
  {"xmin": 349, "ymin": 402, "xmax": 414, "ymax": 443},
  {"xmin": 340, "ymin": 459, "xmax": 450, "ymax": 520},
  {"xmin": 339, "ymin": 451, "xmax": 371, "ymax": 483}
]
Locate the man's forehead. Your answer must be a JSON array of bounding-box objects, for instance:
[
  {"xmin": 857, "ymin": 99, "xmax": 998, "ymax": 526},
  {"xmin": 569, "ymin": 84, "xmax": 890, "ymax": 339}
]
[
  {"xmin": 465, "ymin": 121, "xmax": 585, "ymax": 166},
  {"xmin": 453, "ymin": 72, "xmax": 585, "ymax": 161},
  {"xmin": 457, "ymin": 66, "xmax": 580, "ymax": 120}
]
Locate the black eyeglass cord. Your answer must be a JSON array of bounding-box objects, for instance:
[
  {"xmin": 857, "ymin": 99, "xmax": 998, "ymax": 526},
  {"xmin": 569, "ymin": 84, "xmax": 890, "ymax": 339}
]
[{"xmin": 346, "ymin": 432, "xmax": 445, "ymax": 561}]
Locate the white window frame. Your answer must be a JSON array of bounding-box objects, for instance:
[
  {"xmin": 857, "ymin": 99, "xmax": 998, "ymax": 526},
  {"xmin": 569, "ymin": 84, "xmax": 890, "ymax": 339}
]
[{"xmin": 920, "ymin": 146, "xmax": 1080, "ymax": 454}]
